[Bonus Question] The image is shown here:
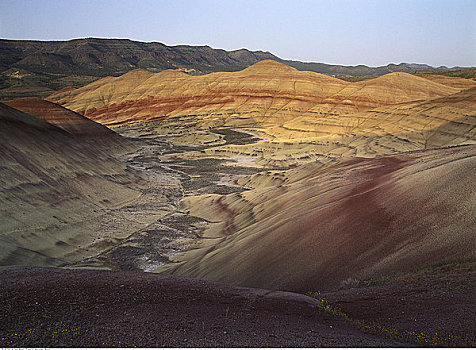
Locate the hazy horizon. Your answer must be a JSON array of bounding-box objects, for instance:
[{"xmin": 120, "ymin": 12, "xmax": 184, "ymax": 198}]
[{"xmin": 1, "ymin": 0, "xmax": 475, "ymax": 67}]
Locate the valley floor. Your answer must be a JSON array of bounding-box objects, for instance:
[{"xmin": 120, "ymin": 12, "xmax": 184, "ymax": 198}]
[{"xmin": 77, "ymin": 124, "xmax": 271, "ymax": 271}]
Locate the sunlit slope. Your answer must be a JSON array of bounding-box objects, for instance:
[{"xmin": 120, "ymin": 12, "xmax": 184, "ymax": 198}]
[
  {"xmin": 251, "ymin": 86, "xmax": 476, "ymax": 155},
  {"xmin": 5, "ymin": 98, "xmax": 137, "ymax": 155},
  {"xmin": 0, "ymin": 103, "xmax": 152, "ymax": 266},
  {"xmin": 48, "ymin": 60, "xmax": 458, "ymax": 128},
  {"xmin": 47, "ymin": 60, "xmax": 476, "ymax": 166},
  {"xmin": 157, "ymin": 145, "xmax": 476, "ymax": 291},
  {"xmin": 158, "ymin": 86, "xmax": 475, "ymax": 167}
]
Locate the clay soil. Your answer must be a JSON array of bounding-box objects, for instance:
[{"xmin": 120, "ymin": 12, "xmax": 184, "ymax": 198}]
[
  {"xmin": 323, "ymin": 259, "xmax": 476, "ymax": 347},
  {"xmin": 0, "ymin": 266, "xmax": 407, "ymax": 348}
]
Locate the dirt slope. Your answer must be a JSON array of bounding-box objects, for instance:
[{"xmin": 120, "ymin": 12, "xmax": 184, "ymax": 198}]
[
  {"xmin": 0, "ymin": 103, "xmax": 161, "ymax": 266},
  {"xmin": 5, "ymin": 98, "xmax": 136, "ymax": 155},
  {"xmin": 157, "ymin": 145, "xmax": 476, "ymax": 292},
  {"xmin": 419, "ymin": 74, "xmax": 476, "ymax": 89},
  {"xmin": 323, "ymin": 258, "xmax": 476, "ymax": 347}
]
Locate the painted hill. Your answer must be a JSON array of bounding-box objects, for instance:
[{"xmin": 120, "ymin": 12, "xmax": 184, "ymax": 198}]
[
  {"xmin": 0, "ymin": 38, "xmax": 464, "ymax": 100},
  {"xmin": 5, "ymin": 98, "xmax": 136, "ymax": 155},
  {"xmin": 418, "ymin": 74, "xmax": 476, "ymax": 89},
  {"xmin": 47, "ymin": 60, "xmax": 476, "ymax": 167},
  {"xmin": 157, "ymin": 145, "xmax": 476, "ymax": 292},
  {"xmin": 48, "ymin": 60, "xmax": 458, "ymax": 126},
  {"xmin": 0, "ymin": 103, "xmax": 156, "ymax": 266},
  {"xmin": 232, "ymin": 85, "xmax": 476, "ymax": 164}
]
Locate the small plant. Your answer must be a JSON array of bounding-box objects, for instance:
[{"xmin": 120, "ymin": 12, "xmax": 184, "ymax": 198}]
[
  {"xmin": 339, "ymin": 277, "xmax": 359, "ymax": 289},
  {"xmin": 305, "ymin": 291, "xmax": 347, "ymax": 318}
]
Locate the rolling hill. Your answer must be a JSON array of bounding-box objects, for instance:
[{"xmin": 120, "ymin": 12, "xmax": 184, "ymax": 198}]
[
  {"xmin": 1, "ymin": 37, "xmax": 465, "ymax": 100},
  {"xmin": 0, "ymin": 103, "xmax": 158, "ymax": 266},
  {"xmin": 157, "ymin": 145, "xmax": 476, "ymax": 292},
  {"xmin": 48, "ymin": 60, "xmax": 475, "ymax": 167}
]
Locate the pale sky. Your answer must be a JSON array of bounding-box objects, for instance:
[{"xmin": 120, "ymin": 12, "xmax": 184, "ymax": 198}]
[{"xmin": 1, "ymin": 0, "xmax": 475, "ymax": 67}]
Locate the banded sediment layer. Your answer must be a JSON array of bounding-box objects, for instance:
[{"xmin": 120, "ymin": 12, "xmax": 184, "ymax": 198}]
[
  {"xmin": 0, "ymin": 103, "xmax": 167, "ymax": 266},
  {"xmin": 158, "ymin": 145, "xmax": 476, "ymax": 291},
  {"xmin": 48, "ymin": 60, "xmax": 476, "ymax": 167}
]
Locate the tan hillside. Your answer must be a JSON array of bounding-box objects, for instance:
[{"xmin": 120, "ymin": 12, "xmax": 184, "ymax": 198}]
[
  {"xmin": 334, "ymin": 72, "xmax": 462, "ymax": 106},
  {"xmin": 0, "ymin": 103, "xmax": 160, "ymax": 266},
  {"xmin": 46, "ymin": 60, "xmax": 476, "ymax": 168},
  {"xmin": 241, "ymin": 86, "xmax": 476, "ymax": 157},
  {"xmin": 157, "ymin": 145, "xmax": 476, "ymax": 292},
  {"xmin": 48, "ymin": 60, "xmax": 459, "ymax": 127},
  {"xmin": 151, "ymin": 86, "xmax": 475, "ymax": 168}
]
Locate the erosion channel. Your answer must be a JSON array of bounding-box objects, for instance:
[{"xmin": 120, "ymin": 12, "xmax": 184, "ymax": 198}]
[{"xmin": 73, "ymin": 123, "xmax": 268, "ymax": 272}]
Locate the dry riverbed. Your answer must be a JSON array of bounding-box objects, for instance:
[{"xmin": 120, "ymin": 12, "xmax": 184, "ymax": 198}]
[{"xmin": 80, "ymin": 122, "xmax": 273, "ymax": 271}]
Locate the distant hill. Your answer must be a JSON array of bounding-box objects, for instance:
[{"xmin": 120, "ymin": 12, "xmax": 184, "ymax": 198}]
[
  {"xmin": 0, "ymin": 38, "xmax": 467, "ymax": 100},
  {"xmin": 47, "ymin": 60, "xmax": 459, "ymax": 126},
  {"xmin": 417, "ymin": 67, "xmax": 476, "ymax": 80},
  {"xmin": 343, "ymin": 67, "xmax": 476, "ymax": 83}
]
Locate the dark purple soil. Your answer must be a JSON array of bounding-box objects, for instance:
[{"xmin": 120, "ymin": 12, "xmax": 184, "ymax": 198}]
[
  {"xmin": 323, "ymin": 259, "xmax": 476, "ymax": 347},
  {"xmin": 0, "ymin": 266, "xmax": 406, "ymax": 347}
]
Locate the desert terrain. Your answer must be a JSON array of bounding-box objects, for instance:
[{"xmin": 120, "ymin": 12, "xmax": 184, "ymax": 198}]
[
  {"xmin": 1, "ymin": 59, "xmax": 475, "ymax": 347},
  {"xmin": 3, "ymin": 38, "xmax": 466, "ymax": 101}
]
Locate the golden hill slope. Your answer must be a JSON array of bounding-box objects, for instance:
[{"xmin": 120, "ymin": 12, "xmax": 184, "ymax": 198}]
[
  {"xmin": 157, "ymin": 145, "xmax": 476, "ymax": 291},
  {"xmin": 418, "ymin": 74, "xmax": 476, "ymax": 89},
  {"xmin": 48, "ymin": 60, "xmax": 458, "ymax": 127},
  {"xmin": 46, "ymin": 60, "xmax": 476, "ymax": 167},
  {"xmin": 244, "ymin": 86, "xmax": 476, "ymax": 156},
  {"xmin": 0, "ymin": 103, "xmax": 159, "ymax": 266},
  {"xmin": 153, "ymin": 86, "xmax": 475, "ymax": 168}
]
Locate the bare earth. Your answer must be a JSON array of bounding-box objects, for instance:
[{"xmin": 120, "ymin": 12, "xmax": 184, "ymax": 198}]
[
  {"xmin": 1, "ymin": 62, "xmax": 475, "ymax": 347},
  {"xmin": 0, "ymin": 266, "xmax": 406, "ymax": 348}
]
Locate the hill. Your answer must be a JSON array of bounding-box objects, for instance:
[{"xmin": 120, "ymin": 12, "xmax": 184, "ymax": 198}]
[
  {"xmin": 342, "ymin": 69, "xmax": 476, "ymax": 88},
  {"xmin": 157, "ymin": 145, "xmax": 476, "ymax": 292},
  {"xmin": 5, "ymin": 98, "xmax": 136, "ymax": 155},
  {"xmin": 0, "ymin": 103, "xmax": 160, "ymax": 266},
  {"xmin": 0, "ymin": 266, "xmax": 410, "ymax": 347},
  {"xmin": 1, "ymin": 261, "xmax": 473, "ymax": 347},
  {"xmin": 48, "ymin": 60, "xmax": 458, "ymax": 126},
  {"xmin": 47, "ymin": 60, "xmax": 476, "ymax": 167},
  {"xmin": 0, "ymin": 37, "xmax": 464, "ymax": 100},
  {"xmin": 417, "ymin": 67, "xmax": 476, "ymax": 80}
]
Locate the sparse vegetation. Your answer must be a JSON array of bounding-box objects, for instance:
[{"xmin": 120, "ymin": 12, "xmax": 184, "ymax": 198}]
[
  {"xmin": 305, "ymin": 289, "xmax": 474, "ymax": 347},
  {"xmin": 417, "ymin": 67, "xmax": 476, "ymax": 80},
  {"xmin": 364, "ymin": 258, "xmax": 476, "ymax": 288}
]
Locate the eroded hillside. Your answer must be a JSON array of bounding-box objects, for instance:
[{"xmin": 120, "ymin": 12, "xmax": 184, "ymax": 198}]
[
  {"xmin": 48, "ymin": 60, "xmax": 475, "ymax": 168},
  {"xmin": 5, "ymin": 98, "xmax": 136, "ymax": 155},
  {"xmin": 0, "ymin": 103, "xmax": 184, "ymax": 268}
]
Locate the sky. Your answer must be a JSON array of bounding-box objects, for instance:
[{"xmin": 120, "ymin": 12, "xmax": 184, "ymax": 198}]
[{"xmin": 0, "ymin": 0, "xmax": 475, "ymax": 67}]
